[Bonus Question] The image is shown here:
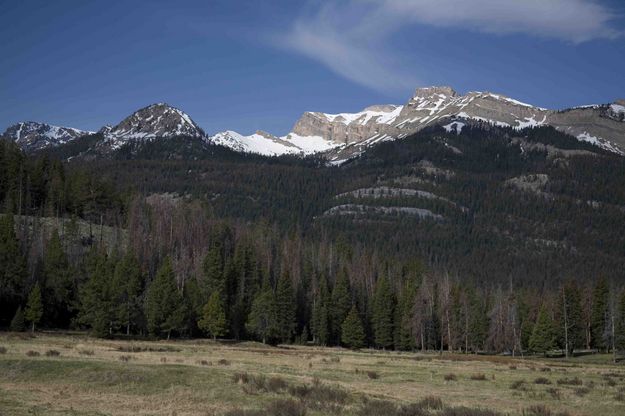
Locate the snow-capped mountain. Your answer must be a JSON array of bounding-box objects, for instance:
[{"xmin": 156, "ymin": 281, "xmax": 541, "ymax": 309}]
[
  {"xmin": 103, "ymin": 103, "xmax": 205, "ymax": 149},
  {"xmin": 283, "ymin": 86, "xmax": 625, "ymax": 160},
  {"xmin": 3, "ymin": 88, "xmax": 624, "ymax": 159},
  {"xmin": 0, "ymin": 121, "xmax": 94, "ymax": 152}
]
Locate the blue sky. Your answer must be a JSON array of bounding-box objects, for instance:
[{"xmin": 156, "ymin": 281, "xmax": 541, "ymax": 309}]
[{"xmin": 1, "ymin": 0, "xmax": 624, "ymax": 136}]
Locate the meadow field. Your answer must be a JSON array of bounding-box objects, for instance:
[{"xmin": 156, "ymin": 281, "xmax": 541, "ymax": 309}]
[{"xmin": 0, "ymin": 332, "xmax": 624, "ymax": 416}]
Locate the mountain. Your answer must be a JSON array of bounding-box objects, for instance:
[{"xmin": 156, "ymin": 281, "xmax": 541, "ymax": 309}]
[
  {"xmin": 102, "ymin": 103, "xmax": 205, "ymax": 148},
  {"xmin": 285, "ymin": 86, "xmax": 625, "ymax": 161},
  {"xmin": 0, "ymin": 121, "xmax": 94, "ymax": 152},
  {"xmin": 4, "ymin": 87, "xmax": 624, "ymax": 160}
]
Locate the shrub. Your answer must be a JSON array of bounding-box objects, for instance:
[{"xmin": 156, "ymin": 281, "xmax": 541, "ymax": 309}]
[
  {"xmin": 160, "ymin": 357, "xmax": 167, "ymax": 363},
  {"xmin": 367, "ymin": 371, "xmax": 380, "ymax": 379},
  {"xmin": 78, "ymin": 349, "xmax": 94, "ymax": 356},
  {"xmin": 540, "ymin": 367, "xmax": 551, "ymax": 372},
  {"xmin": 218, "ymin": 358, "xmax": 231, "ymax": 366},
  {"xmin": 574, "ymin": 387, "xmax": 590, "ymax": 397},
  {"xmin": 119, "ymin": 355, "xmax": 131, "ymax": 362},
  {"xmin": 524, "ymin": 404, "xmax": 552, "ymax": 416},
  {"xmin": 199, "ymin": 360, "xmax": 211, "ymax": 366},
  {"xmin": 418, "ymin": 396, "xmax": 443, "ymax": 410},
  {"xmin": 546, "ymin": 388, "xmax": 561, "ymax": 400},
  {"xmin": 444, "ymin": 373, "xmax": 457, "ymax": 381},
  {"xmin": 45, "ymin": 350, "xmax": 60, "ymax": 357},
  {"xmin": 287, "ymin": 382, "xmax": 349, "ymax": 412},
  {"xmin": 534, "ymin": 377, "xmax": 551, "ymax": 385},
  {"xmin": 267, "ymin": 376, "xmax": 288, "ymax": 392},
  {"xmin": 510, "ymin": 380, "xmax": 528, "ymax": 391},
  {"xmin": 329, "ymin": 356, "xmax": 340, "ymax": 363},
  {"xmin": 265, "ymin": 399, "xmax": 306, "ymax": 416},
  {"xmin": 605, "ymin": 378, "xmax": 617, "ymax": 387},
  {"xmin": 509, "ymin": 365, "xmax": 517, "ymax": 370},
  {"xmin": 0, "ymin": 346, "xmax": 7, "ymax": 354},
  {"xmin": 556, "ymin": 377, "xmax": 582, "ymax": 386},
  {"xmin": 441, "ymin": 407, "xmax": 503, "ymax": 416},
  {"xmin": 357, "ymin": 399, "xmax": 397, "ymax": 416},
  {"xmin": 470, "ymin": 374, "xmax": 487, "ymax": 381},
  {"xmin": 26, "ymin": 350, "xmax": 40, "ymax": 357}
]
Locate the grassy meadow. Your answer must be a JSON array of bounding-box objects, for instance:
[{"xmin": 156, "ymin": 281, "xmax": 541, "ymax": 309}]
[{"xmin": 0, "ymin": 332, "xmax": 624, "ymax": 416}]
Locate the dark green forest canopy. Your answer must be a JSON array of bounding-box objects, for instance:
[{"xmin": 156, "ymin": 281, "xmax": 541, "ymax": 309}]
[{"xmin": 2, "ymin": 125, "xmax": 625, "ymax": 352}]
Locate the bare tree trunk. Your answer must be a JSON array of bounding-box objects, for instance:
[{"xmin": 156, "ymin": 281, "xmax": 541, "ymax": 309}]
[{"xmin": 563, "ymin": 287, "xmax": 569, "ymax": 358}]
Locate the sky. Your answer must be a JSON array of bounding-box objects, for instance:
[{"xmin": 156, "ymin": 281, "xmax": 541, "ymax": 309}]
[{"xmin": 1, "ymin": 0, "xmax": 624, "ymax": 136}]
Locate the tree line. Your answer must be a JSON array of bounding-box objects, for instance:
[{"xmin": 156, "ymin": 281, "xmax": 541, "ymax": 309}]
[{"xmin": 2, "ymin": 211, "xmax": 625, "ymax": 358}]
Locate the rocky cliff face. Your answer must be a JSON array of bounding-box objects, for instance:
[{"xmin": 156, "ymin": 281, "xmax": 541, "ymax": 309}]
[
  {"xmin": 0, "ymin": 122, "xmax": 93, "ymax": 152},
  {"xmin": 286, "ymin": 86, "xmax": 625, "ymax": 160}
]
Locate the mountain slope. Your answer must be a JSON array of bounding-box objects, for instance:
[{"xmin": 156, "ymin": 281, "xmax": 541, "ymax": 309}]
[{"xmin": 0, "ymin": 121, "xmax": 94, "ymax": 152}]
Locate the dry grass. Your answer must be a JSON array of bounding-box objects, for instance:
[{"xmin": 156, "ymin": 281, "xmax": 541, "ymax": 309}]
[{"xmin": 0, "ymin": 332, "xmax": 624, "ymax": 416}]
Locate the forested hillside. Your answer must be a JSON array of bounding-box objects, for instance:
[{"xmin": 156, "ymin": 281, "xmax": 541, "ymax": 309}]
[{"xmin": 2, "ymin": 125, "xmax": 625, "ymax": 356}]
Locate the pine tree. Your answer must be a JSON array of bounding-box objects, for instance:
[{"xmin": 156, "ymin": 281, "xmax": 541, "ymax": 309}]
[
  {"xmin": 198, "ymin": 291, "xmax": 227, "ymax": 340},
  {"xmin": 590, "ymin": 278, "xmax": 609, "ymax": 351},
  {"xmin": 529, "ymin": 305, "xmax": 556, "ymax": 356},
  {"xmin": 43, "ymin": 230, "xmax": 73, "ymax": 326},
  {"xmin": 246, "ymin": 279, "xmax": 277, "ymax": 344},
  {"xmin": 312, "ymin": 275, "xmax": 330, "ymax": 345},
  {"xmin": 10, "ymin": 306, "xmax": 25, "ymax": 332},
  {"xmin": 113, "ymin": 252, "xmax": 144, "ymax": 335},
  {"xmin": 341, "ymin": 305, "xmax": 365, "ymax": 349},
  {"xmin": 394, "ymin": 279, "xmax": 417, "ymax": 350},
  {"xmin": 0, "ymin": 213, "xmax": 26, "ymax": 324},
  {"xmin": 557, "ymin": 282, "xmax": 584, "ymax": 357},
  {"xmin": 25, "ymin": 283, "xmax": 43, "ymax": 332},
  {"xmin": 617, "ymin": 289, "xmax": 625, "ymax": 351},
  {"xmin": 78, "ymin": 249, "xmax": 116, "ymax": 337},
  {"xmin": 145, "ymin": 258, "xmax": 185, "ymax": 339},
  {"xmin": 202, "ymin": 242, "xmax": 225, "ymax": 295},
  {"xmin": 372, "ymin": 275, "xmax": 395, "ymax": 349},
  {"xmin": 275, "ymin": 270, "xmax": 296, "ymax": 343},
  {"xmin": 330, "ymin": 269, "xmax": 351, "ymax": 343}
]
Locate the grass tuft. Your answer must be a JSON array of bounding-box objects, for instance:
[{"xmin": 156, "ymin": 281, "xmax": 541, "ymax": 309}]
[{"xmin": 26, "ymin": 350, "xmax": 40, "ymax": 357}]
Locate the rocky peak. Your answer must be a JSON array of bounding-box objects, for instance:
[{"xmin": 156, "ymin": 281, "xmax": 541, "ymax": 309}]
[
  {"xmin": 106, "ymin": 103, "xmax": 205, "ymax": 142},
  {"xmin": 412, "ymin": 86, "xmax": 458, "ymax": 99},
  {"xmin": 1, "ymin": 121, "xmax": 93, "ymax": 152}
]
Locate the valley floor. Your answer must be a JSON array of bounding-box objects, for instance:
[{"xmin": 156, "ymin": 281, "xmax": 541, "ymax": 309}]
[{"xmin": 0, "ymin": 332, "xmax": 624, "ymax": 416}]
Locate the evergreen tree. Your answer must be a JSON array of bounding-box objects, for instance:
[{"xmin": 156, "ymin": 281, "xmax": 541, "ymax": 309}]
[
  {"xmin": 0, "ymin": 214, "xmax": 26, "ymax": 324},
  {"xmin": 529, "ymin": 305, "xmax": 556, "ymax": 356},
  {"xmin": 330, "ymin": 269, "xmax": 352, "ymax": 343},
  {"xmin": 372, "ymin": 275, "xmax": 395, "ymax": 349},
  {"xmin": 341, "ymin": 305, "xmax": 365, "ymax": 349},
  {"xmin": 113, "ymin": 252, "xmax": 144, "ymax": 335},
  {"xmin": 25, "ymin": 283, "xmax": 43, "ymax": 332},
  {"xmin": 590, "ymin": 278, "xmax": 609, "ymax": 351},
  {"xmin": 198, "ymin": 291, "xmax": 227, "ymax": 340},
  {"xmin": 10, "ymin": 306, "xmax": 25, "ymax": 332},
  {"xmin": 43, "ymin": 230, "xmax": 73, "ymax": 326},
  {"xmin": 557, "ymin": 282, "xmax": 584, "ymax": 357},
  {"xmin": 246, "ymin": 279, "xmax": 277, "ymax": 344},
  {"xmin": 275, "ymin": 270, "xmax": 297, "ymax": 343},
  {"xmin": 202, "ymin": 242, "xmax": 225, "ymax": 295},
  {"xmin": 395, "ymin": 279, "xmax": 417, "ymax": 351},
  {"xmin": 617, "ymin": 289, "xmax": 625, "ymax": 351},
  {"xmin": 145, "ymin": 258, "xmax": 185, "ymax": 339},
  {"xmin": 78, "ymin": 249, "xmax": 116, "ymax": 337},
  {"xmin": 312, "ymin": 275, "xmax": 330, "ymax": 346}
]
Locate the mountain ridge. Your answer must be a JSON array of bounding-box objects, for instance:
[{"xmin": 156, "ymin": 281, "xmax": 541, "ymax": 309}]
[{"xmin": 2, "ymin": 87, "xmax": 624, "ymax": 159}]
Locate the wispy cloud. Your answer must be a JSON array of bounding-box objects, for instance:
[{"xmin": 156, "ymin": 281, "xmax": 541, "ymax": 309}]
[{"xmin": 273, "ymin": 0, "xmax": 623, "ymax": 93}]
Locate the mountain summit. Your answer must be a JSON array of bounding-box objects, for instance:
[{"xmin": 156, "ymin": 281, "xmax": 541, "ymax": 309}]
[{"xmin": 104, "ymin": 103, "xmax": 205, "ymax": 148}]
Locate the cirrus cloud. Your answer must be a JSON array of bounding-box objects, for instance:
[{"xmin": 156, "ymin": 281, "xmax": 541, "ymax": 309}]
[{"xmin": 273, "ymin": 0, "xmax": 623, "ymax": 93}]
